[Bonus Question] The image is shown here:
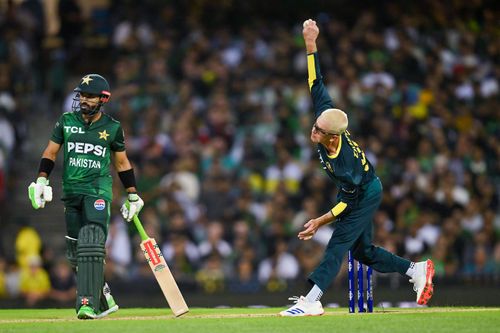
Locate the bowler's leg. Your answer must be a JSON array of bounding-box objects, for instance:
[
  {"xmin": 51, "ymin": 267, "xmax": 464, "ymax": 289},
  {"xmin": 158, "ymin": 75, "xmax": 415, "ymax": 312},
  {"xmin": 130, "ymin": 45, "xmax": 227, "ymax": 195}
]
[
  {"xmin": 308, "ymin": 215, "xmax": 367, "ymax": 291},
  {"xmin": 308, "ymin": 178, "xmax": 385, "ymax": 290},
  {"xmin": 351, "ymin": 223, "xmax": 411, "ymax": 275}
]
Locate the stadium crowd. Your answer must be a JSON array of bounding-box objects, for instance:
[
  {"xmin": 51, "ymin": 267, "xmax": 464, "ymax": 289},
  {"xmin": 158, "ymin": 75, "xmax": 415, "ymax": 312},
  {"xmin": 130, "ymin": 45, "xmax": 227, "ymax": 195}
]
[{"xmin": 0, "ymin": 0, "xmax": 498, "ymax": 304}]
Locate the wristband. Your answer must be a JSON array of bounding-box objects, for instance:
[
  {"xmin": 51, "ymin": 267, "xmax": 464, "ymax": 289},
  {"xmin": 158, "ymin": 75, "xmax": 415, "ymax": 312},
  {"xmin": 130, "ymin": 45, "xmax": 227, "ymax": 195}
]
[
  {"xmin": 118, "ymin": 168, "xmax": 136, "ymax": 189},
  {"xmin": 38, "ymin": 158, "xmax": 55, "ymax": 176}
]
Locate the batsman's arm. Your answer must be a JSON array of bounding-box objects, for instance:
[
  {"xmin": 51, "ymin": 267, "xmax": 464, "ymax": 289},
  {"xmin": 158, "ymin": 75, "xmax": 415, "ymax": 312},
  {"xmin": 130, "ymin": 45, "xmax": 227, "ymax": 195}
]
[
  {"xmin": 112, "ymin": 150, "xmax": 137, "ymax": 194},
  {"xmin": 29, "ymin": 141, "xmax": 59, "ymax": 209},
  {"xmin": 39, "ymin": 140, "xmax": 61, "ymax": 177},
  {"xmin": 114, "ymin": 151, "xmax": 144, "ymax": 221}
]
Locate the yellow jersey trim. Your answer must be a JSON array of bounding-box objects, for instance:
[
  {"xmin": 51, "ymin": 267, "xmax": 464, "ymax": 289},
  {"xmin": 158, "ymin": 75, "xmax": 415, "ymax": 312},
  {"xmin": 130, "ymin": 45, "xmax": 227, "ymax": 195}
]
[
  {"xmin": 331, "ymin": 201, "xmax": 348, "ymax": 217},
  {"xmin": 307, "ymin": 54, "xmax": 316, "ymax": 91}
]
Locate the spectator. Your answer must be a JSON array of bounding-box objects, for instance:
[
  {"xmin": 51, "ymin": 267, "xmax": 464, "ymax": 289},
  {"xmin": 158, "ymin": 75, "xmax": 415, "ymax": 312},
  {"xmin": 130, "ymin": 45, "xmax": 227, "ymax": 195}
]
[
  {"xmin": 105, "ymin": 217, "xmax": 132, "ymax": 280},
  {"xmin": 161, "ymin": 232, "xmax": 200, "ymax": 282},
  {"xmin": 198, "ymin": 221, "xmax": 232, "ymax": 260},
  {"xmin": 258, "ymin": 238, "xmax": 299, "ymax": 287},
  {"xmin": 15, "ymin": 224, "xmax": 42, "ymax": 270},
  {"xmin": 19, "ymin": 255, "xmax": 51, "ymax": 306},
  {"xmin": 228, "ymin": 259, "xmax": 260, "ymax": 294},
  {"xmin": 4, "ymin": 259, "xmax": 21, "ymax": 298},
  {"xmin": 196, "ymin": 252, "xmax": 225, "ymax": 294},
  {"xmin": 49, "ymin": 258, "xmax": 76, "ymax": 304}
]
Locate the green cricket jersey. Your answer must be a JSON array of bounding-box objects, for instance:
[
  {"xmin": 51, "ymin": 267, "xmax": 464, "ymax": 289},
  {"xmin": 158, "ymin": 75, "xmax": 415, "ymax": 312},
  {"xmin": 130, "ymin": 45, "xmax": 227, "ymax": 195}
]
[
  {"xmin": 307, "ymin": 52, "xmax": 377, "ymax": 218},
  {"xmin": 50, "ymin": 111, "xmax": 125, "ymax": 201}
]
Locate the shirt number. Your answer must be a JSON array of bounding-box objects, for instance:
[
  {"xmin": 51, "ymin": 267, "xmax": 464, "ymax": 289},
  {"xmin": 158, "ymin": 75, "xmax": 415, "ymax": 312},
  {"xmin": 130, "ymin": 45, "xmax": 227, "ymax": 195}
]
[{"xmin": 345, "ymin": 136, "xmax": 369, "ymax": 172}]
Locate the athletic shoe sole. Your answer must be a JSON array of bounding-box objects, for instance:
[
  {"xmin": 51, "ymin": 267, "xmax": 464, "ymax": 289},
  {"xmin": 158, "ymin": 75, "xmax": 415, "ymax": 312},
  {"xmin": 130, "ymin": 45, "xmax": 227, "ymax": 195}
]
[
  {"xmin": 417, "ymin": 259, "xmax": 435, "ymax": 305},
  {"xmin": 279, "ymin": 313, "xmax": 325, "ymax": 317},
  {"xmin": 95, "ymin": 305, "xmax": 119, "ymax": 319},
  {"xmin": 279, "ymin": 310, "xmax": 324, "ymax": 317}
]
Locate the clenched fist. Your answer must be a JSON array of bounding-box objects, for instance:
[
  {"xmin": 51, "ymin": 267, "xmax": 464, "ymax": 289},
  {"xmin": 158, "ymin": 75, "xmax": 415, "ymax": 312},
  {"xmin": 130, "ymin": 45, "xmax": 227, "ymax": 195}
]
[
  {"xmin": 120, "ymin": 193, "xmax": 144, "ymax": 222},
  {"xmin": 302, "ymin": 19, "xmax": 319, "ymax": 42},
  {"xmin": 303, "ymin": 19, "xmax": 320, "ymax": 54}
]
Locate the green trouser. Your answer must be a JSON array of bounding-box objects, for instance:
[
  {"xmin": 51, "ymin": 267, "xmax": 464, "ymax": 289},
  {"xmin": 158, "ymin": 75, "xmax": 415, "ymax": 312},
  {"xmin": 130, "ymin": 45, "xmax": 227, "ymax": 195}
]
[
  {"xmin": 63, "ymin": 194, "xmax": 110, "ymax": 313},
  {"xmin": 308, "ymin": 178, "xmax": 411, "ymax": 292},
  {"xmin": 64, "ymin": 194, "xmax": 110, "ymax": 240}
]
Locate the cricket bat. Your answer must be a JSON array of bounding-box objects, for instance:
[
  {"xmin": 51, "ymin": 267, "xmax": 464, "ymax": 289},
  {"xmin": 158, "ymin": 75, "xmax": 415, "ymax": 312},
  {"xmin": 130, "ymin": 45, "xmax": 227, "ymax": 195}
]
[{"xmin": 132, "ymin": 214, "xmax": 189, "ymax": 317}]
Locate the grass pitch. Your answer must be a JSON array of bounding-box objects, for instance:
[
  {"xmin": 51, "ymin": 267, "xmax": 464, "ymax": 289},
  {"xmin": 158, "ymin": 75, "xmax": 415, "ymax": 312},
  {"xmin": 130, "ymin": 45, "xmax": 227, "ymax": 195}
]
[{"xmin": 0, "ymin": 307, "xmax": 499, "ymax": 333}]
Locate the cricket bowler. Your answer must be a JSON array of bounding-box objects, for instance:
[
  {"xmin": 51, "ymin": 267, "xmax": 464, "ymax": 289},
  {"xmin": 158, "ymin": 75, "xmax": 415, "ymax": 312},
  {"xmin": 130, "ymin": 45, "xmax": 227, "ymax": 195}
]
[
  {"xmin": 28, "ymin": 74, "xmax": 144, "ymax": 319},
  {"xmin": 279, "ymin": 20, "xmax": 435, "ymax": 316}
]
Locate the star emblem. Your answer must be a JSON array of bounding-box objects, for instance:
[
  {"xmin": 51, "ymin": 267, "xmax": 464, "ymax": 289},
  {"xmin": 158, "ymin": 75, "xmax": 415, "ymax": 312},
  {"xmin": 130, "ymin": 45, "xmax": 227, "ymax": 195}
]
[
  {"xmin": 81, "ymin": 75, "xmax": 93, "ymax": 85},
  {"xmin": 99, "ymin": 130, "xmax": 110, "ymax": 140}
]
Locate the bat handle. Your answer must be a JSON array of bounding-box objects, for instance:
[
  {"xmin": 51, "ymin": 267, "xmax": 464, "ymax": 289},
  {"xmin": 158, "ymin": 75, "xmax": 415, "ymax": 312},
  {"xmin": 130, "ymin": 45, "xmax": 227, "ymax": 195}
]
[{"xmin": 132, "ymin": 215, "xmax": 149, "ymax": 241}]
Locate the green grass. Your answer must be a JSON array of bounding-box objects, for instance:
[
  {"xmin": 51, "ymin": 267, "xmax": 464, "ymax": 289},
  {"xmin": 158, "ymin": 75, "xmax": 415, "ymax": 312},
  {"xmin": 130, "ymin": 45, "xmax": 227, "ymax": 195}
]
[{"xmin": 0, "ymin": 307, "xmax": 499, "ymax": 333}]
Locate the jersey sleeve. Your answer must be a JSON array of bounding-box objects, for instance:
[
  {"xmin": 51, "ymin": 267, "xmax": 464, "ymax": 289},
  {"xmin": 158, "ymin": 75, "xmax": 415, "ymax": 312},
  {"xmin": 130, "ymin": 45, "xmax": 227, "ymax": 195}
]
[
  {"xmin": 50, "ymin": 114, "xmax": 65, "ymax": 144},
  {"xmin": 331, "ymin": 183, "xmax": 359, "ymax": 218},
  {"xmin": 307, "ymin": 52, "xmax": 335, "ymax": 118},
  {"xmin": 110, "ymin": 124, "xmax": 126, "ymax": 152}
]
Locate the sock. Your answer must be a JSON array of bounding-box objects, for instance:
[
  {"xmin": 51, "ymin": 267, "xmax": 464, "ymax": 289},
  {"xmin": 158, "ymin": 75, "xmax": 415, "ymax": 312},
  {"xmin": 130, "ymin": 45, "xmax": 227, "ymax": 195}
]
[
  {"xmin": 405, "ymin": 262, "xmax": 416, "ymax": 278},
  {"xmin": 305, "ymin": 284, "xmax": 323, "ymax": 302}
]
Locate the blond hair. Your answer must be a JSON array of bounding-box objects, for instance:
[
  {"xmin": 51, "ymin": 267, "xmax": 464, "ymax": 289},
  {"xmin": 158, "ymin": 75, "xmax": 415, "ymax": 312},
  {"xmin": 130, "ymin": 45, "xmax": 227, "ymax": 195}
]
[{"xmin": 318, "ymin": 109, "xmax": 348, "ymax": 134}]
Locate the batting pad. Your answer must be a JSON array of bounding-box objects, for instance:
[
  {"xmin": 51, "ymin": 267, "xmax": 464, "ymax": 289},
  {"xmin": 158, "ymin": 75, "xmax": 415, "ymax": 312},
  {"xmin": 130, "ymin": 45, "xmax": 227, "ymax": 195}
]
[
  {"xmin": 65, "ymin": 235, "xmax": 78, "ymax": 269},
  {"xmin": 76, "ymin": 224, "xmax": 106, "ymax": 311}
]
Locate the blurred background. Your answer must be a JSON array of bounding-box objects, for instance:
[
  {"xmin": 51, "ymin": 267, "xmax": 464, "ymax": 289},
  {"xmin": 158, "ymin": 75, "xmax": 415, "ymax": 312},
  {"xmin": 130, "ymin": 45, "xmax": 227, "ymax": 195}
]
[{"xmin": 0, "ymin": 0, "xmax": 498, "ymax": 309}]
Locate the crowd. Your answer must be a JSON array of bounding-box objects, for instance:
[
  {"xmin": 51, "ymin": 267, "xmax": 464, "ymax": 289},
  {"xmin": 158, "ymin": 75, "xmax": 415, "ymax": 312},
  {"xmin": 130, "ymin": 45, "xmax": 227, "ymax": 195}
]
[{"xmin": 0, "ymin": 0, "xmax": 499, "ymax": 305}]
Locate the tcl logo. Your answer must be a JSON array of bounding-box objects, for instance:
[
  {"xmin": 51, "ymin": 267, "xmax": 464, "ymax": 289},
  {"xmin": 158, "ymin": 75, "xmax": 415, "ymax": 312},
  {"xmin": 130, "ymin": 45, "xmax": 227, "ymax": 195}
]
[{"xmin": 64, "ymin": 126, "xmax": 85, "ymax": 133}]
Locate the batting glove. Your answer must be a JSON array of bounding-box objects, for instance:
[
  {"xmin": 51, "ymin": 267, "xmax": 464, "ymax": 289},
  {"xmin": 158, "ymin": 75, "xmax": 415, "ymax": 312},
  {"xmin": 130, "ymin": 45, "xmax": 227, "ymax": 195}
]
[
  {"xmin": 28, "ymin": 177, "xmax": 53, "ymax": 209},
  {"xmin": 120, "ymin": 193, "xmax": 144, "ymax": 222}
]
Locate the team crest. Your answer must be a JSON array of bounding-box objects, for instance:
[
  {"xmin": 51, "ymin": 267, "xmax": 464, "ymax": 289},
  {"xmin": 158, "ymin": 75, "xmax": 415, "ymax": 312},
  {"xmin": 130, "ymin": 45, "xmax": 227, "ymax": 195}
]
[
  {"xmin": 81, "ymin": 75, "xmax": 93, "ymax": 85},
  {"xmin": 326, "ymin": 162, "xmax": 334, "ymax": 173},
  {"xmin": 99, "ymin": 130, "xmax": 110, "ymax": 140},
  {"xmin": 94, "ymin": 199, "xmax": 105, "ymax": 211}
]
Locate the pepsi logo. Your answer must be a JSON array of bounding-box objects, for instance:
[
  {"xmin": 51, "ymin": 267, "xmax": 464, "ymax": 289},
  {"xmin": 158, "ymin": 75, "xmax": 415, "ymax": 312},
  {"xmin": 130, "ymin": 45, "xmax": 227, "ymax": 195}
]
[{"xmin": 94, "ymin": 199, "xmax": 105, "ymax": 211}]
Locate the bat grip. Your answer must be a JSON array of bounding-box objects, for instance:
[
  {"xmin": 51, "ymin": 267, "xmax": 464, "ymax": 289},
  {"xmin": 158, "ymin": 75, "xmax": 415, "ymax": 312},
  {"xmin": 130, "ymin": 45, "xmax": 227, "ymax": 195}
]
[{"xmin": 132, "ymin": 215, "xmax": 149, "ymax": 241}]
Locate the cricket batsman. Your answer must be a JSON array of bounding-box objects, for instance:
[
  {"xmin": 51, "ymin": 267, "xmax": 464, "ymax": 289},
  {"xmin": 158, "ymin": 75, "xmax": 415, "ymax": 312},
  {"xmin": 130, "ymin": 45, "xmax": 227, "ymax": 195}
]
[
  {"xmin": 279, "ymin": 20, "xmax": 435, "ymax": 316},
  {"xmin": 28, "ymin": 74, "xmax": 144, "ymax": 319}
]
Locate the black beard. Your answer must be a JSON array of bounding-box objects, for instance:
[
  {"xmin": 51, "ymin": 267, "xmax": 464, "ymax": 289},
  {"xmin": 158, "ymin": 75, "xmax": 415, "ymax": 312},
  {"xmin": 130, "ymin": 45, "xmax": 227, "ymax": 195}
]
[{"xmin": 80, "ymin": 104, "xmax": 93, "ymax": 115}]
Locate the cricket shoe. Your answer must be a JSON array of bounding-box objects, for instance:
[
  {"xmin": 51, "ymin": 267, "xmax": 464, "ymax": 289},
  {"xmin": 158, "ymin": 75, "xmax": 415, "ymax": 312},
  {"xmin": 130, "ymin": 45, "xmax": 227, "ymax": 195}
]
[
  {"xmin": 96, "ymin": 282, "xmax": 119, "ymax": 319},
  {"xmin": 279, "ymin": 296, "xmax": 324, "ymax": 317},
  {"xmin": 77, "ymin": 305, "xmax": 98, "ymax": 319},
  {"xmin": 409, "ymin": 259, "xmax": 435, "ymax": 305}
]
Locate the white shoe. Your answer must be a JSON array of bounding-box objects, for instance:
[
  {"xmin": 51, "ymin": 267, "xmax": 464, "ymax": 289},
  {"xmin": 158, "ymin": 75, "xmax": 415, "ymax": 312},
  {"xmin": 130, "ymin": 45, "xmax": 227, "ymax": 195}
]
[
  {"xmin": 409, "ymin": 259, "xmax": 435, "ymax": 305},
  {"xmin": 279, "ymin": 296, "xmax": 324, "ymax": 317},
  {"xmin": 95, "ymin": 283, "xmax": 119, "ymax": 319}
]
